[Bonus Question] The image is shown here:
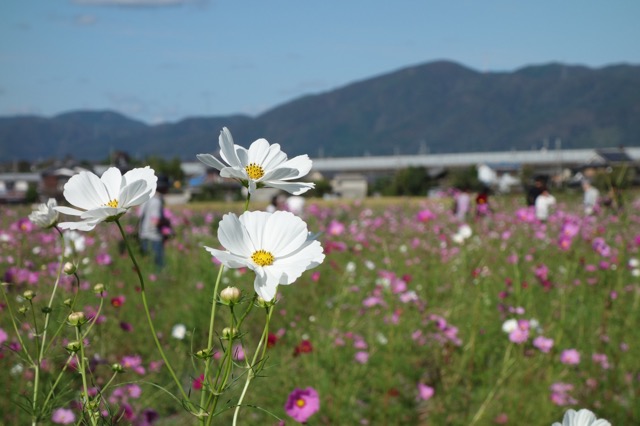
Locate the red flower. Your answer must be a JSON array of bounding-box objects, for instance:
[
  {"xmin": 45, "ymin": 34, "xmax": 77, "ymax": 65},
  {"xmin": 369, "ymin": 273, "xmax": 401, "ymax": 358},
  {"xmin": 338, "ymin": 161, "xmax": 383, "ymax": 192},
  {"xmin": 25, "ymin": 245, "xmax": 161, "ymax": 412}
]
[{"xmin": 293, "ymin": 340, "xmax": 313, "ymax": 357}]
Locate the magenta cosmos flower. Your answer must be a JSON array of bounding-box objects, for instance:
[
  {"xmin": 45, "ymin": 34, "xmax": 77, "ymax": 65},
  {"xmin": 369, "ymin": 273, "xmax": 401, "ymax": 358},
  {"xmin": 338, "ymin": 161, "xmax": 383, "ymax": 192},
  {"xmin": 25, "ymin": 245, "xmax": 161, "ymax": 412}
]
[{"xmin": 285, "ymin": 387, "xmax": 320, "ymax": 423}]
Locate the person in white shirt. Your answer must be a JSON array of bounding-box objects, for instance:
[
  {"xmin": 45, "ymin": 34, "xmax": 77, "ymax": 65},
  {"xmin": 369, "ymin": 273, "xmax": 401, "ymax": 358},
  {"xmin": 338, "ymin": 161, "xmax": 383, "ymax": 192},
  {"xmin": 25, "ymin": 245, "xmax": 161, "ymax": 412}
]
[
  {"xmin": 535, "ymin": 187, "xmax": 556, "ymax": 221},
  {"xmin": 139, "ymin": 175, "xmax": 170, "ymax": 268},
  {"xmin": 582, "ymin": 179, "xmax": 600, "ymax": 216}
]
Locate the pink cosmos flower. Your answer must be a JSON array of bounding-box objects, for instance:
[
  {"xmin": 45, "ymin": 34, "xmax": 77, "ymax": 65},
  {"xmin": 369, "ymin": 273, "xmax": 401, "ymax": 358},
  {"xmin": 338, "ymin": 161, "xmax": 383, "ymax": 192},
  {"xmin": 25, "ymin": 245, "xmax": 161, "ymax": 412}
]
[
  {"xmin": 508, "ymin": 327, "xmax": 529, "ymax": 344},
  {"xmin": 416, "ymin": 209, "xmax": 435, "ymax": 223},
  {"xmin": 417, "ymin": 383, "xmax": 434, "ymax": 401},
  {"xmin": 327, "ymin": 220, "xmax": 346, "ymax": 236},
  {"xmin": 354, "ymin": 351, "xmax": 369, "ymax": 364},
  {"xmin": 533, "ymin": 336, "xmax": 554, "ymax": 353},
  {"xmin": 285, "ymin": 387, "xmax": 320, "ymax": 423},
  {"xmin": 51, "ymin": 408, "xmax": 75, "ymax": 424},
  {"xmin": 0, "ymin": 327, "xmax": 8, "ymax": 345},
  {"xmin": 560, "ymin": 349, "xmax": 581, "ymax": 365}
]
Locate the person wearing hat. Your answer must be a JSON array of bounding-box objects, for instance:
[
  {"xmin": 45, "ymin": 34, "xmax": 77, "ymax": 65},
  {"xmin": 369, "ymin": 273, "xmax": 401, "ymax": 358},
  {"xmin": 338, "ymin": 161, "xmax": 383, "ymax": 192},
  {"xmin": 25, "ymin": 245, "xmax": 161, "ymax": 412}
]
[{"xmin": 138, "ymin": 175, "xmax": 171, "ymax": 268}]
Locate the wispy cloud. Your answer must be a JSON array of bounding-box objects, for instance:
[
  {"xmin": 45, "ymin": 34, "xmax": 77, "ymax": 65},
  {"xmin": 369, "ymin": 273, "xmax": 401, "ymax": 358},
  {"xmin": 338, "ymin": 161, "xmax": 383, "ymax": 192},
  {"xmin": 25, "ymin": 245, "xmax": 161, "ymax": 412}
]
[
  {"xmin": 73, "ymin": 0, "xmax": 206, "ymax": 7},
  {"xmin": 74, "ymin": 15, "xmax": 98, "ymax": 26}
]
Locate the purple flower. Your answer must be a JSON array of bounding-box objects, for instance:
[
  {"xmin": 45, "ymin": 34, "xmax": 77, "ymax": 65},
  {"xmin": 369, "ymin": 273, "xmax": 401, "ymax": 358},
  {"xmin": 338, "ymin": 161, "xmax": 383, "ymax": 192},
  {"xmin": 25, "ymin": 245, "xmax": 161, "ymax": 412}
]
[
  {"xmin": 417, "ymin": 383, "xmax": 434, "ymax": 401},
  {"xmin": 533, "ymin": 336, "xmax": 554, "ymax": 353},
  {"xmin": 560, "ymin": 348, "xmax": 581, "ymax": 365},
  {"xmin": 285, "ymin": 387, "xmax": 320, "ymax": 423},
  {"xmin": 354, "ymin": 351, "xmax": 369, "ymax": 364},
  {"xmin": 508, "ymin": 327, "xmax": 529, "ymax": 344},
  {"xmin": 51, "ymin": 408, "xmax": 75, "ymax": 424}
]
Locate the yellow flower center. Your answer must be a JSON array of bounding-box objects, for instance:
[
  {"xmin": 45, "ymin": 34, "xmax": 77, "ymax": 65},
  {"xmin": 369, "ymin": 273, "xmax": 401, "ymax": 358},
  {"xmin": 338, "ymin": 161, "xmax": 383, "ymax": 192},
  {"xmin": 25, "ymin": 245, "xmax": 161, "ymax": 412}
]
[
  {"xmin": 245, "ymin": 162, "xmax": 265, "ymax": 180},
  {"xmin": 296, "ymin": 398, "xmax": 306, "ymax": 408},
  {"xmin": 251, "ymin": 250, "xmax": 274, "ymax": 267},
  {"xmin": 104, "ymin": 199, "xmax": 119, "ymax": 208}
]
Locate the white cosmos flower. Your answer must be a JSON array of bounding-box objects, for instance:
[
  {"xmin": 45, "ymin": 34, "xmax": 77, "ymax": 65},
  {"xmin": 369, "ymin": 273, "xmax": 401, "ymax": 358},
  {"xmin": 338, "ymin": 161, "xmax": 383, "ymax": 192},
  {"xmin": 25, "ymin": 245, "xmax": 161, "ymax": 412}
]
[
  {"xmin": 551, "ymin": 408, "xmax": 610, "ymax": 426},
  {"xmin": 205, "ymin": 210, "xmax": 325, "ymax": 301},
  {"xmin": 171, "ymin": 324, "xmax": 187, "ymax": 340},
  {"xmin": 28, "ymin": 198, "xmax": 59, "ymax": 228},
  {"xmin": 501, "ymin": 319, "xmax": 518, "ymax": 334},
  {"xmin": 55, "ymin": 167, "xmax": 157, "ymax": 231},
  {"xmin": 197, "ymin": 127, "xmax": 315, "ymax": 195}
]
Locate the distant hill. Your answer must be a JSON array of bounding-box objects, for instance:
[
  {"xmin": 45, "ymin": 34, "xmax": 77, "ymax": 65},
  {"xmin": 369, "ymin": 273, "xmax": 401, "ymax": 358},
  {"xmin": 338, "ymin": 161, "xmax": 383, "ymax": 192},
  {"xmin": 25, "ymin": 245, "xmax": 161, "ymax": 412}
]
[{"xmin": 1, "ymin": 60, "xmax": 639, "ymax": 162}]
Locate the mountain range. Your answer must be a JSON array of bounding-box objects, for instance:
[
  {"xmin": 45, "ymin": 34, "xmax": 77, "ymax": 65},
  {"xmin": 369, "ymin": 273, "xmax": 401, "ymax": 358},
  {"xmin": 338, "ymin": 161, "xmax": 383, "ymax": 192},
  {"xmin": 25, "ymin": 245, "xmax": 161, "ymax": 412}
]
[{"xmin": 1, "ymin": 60, "xmax": 639, "ymax": 162}]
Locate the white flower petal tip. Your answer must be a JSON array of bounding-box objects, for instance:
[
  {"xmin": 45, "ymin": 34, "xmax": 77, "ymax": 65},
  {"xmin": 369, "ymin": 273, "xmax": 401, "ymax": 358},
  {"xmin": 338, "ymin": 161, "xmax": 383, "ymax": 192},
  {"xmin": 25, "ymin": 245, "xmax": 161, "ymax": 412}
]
[
  {"xmin": 551, "ymin": 408, "xmax": 611, "ymax": 426},
  {"xmin": 55, "ymin": 166, "xmax": 158, "ymax": 231},
  {"xmin": 28, "ymin": 198, "xmax": 59, "ymax": 228},
  {"xmin": 206, "ymin": 210, "xmax": 325, "ymax": 299},
  {"xmin": 197, "ymin": 127, "xmax": 314, "ymax": 195}
]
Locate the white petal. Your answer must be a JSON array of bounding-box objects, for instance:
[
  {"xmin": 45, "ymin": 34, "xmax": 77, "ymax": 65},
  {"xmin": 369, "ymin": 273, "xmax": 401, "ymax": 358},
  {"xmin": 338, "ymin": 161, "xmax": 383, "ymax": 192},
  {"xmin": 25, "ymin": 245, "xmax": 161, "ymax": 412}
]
[
  {"xmin": 123, "ymin": 167, "xmax": 157, "ymax": 199},
  {"xmin": 277, "ymin": 154, "xmax": 313, "ymax": 178},
  {"xmin": 217, "ymin": 213, "xmax": 255, "ymax": 255},
  {"xmin": 238, "ymin": 211, "xmax": 272, "ymax": 250},
  {"xmin": 100, "ymin": 167, "xmax": 123, "ymax": 202},
  {"xmin": 219, "ymin": 166, "xmax": 248, "ymax": 180},
  {"xmin": 263, "ymin": 180, "xmax": 314, "ymax": 195},
  {"xmin": 261, "ymin": 144, "xmax": 288, "ymax": 170},
  {"xmin": 253, "ymin": 269, "xmax": 278, "ymax": 301},
  {"xmin": 80, "ymin": 206, "xmax": 124, "ymax": 219},
  {"xmin": 196, "ymin": 153, "xmax": 227, "ymax": 170},
  {"xmin": 54, "ymin": 206, "xmax": 85, "ymax": 216},
  {"xmin": 219, "ymin": 127, "xmax": 242, "ymax": 167},
  {"xmin": 262, "ymin": 211, "xmax": 307, "ymax": 255},
  {"xmin": 63, "ymin": 171, "xmax": 109, "ymax": 210},
  {"xmin": 261, "ymin": 167, "xmax": 300, "ymax": 182},
  {"xmin": 119, "ymin": 180, "xmax": 151, "ymax": 208},
  {"xmin": 247, "ymin": 138, "xmax": 271, "ymax": 165},
  {"xmin": 58, "ymin": 218, "xmax": 101, "ymax": 231},
  {"xmin": 572, "ymin": 410, "xmax": 596, "ymax": 425},
  {"xmin": 204, "ymin": 247, "xmax": 249, "ymax": 269}
]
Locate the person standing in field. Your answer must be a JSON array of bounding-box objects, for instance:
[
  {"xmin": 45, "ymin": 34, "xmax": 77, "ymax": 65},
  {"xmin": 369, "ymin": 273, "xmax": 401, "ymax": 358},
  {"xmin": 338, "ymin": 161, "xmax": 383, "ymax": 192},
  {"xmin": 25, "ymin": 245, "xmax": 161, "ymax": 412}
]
[
  {"xmin": 454, "ymin": 187, "xmax": 471, "ymax": 222},
  {"xmin": 582, "ymin": 179, "xmax": 600, "ymax": 216},
  {"xmin": 535, "ymin": 186, "xmax": 556, "ymax": 222},
  {"xmin": 139, "ymin": 175, "xmax": 170, "ymax": 269},
  {"xmin": 475, "ymin": 186, "xmax": 491, "ymax": 217},
  {"xmin": 526, "ymin": 176, "xmax": 545, "ymax": 207}
]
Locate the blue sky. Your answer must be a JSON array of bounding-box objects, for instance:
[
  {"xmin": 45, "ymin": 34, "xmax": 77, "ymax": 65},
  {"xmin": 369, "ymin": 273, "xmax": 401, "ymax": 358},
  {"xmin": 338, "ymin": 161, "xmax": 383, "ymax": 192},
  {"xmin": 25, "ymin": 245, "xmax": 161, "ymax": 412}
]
[{"xmin": 1, "ymin": 0, "xmax": 639, "ymax": 124}]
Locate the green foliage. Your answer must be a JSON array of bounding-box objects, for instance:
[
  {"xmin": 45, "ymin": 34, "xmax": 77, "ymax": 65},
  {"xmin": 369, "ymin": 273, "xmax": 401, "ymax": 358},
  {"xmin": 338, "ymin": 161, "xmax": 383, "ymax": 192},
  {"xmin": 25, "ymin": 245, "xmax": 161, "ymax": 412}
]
[
  {"xmin": 371, "ymin": 167, "xmax": 432, "ymax": 196},
  {"xmin": 448, "ymin": 166, "xmax": 481, "ymax": 190},
  {"xmin": 2, "ymin": 197, "xmax": 640, "ymax": 425}
]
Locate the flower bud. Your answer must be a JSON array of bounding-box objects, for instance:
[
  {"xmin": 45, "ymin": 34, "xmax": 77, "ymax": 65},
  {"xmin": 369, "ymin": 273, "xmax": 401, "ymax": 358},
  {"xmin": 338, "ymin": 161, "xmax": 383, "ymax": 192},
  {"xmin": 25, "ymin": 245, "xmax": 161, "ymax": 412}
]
[
  {"xmin": 18, "ymin": 305, "xmax": 29, "ymax": 315},
  {"xmin": 194, "ymin": 348, "xmax": 214, "ymax": 359},
  {"xmin": 256, "ymin": 296, "xmax": 275, "ymax": 308},
  {"xmin": 41, "ymin": 306, "xmax": 52, "ymax": 314},
  {"xmin": 63, "ymin": 298, "xmax": 73, "ymax": 308},
  {"xmin": 63, "ymin": 262, "xmax": 77, "ymax": 275},
  {"xmin": 93, "ymin": 283, "xmax": 105, "ymax": 294},
  {"xmin": 23, "ymin": 290, "xmax": 35, "ymax": 301},
  {"xmin": 65, "ymin": 341, "xmax": 81, "ymax": 353},
  {"xmin": 220, "ymin": 286, "xmax": 241, "ymax": 305},
  {"xmin": 111, "ymin": 363, "xmax": 124, "ymax": 373},
  {"xmin": 222, "ymin": 327, "xmax": 237, "ymax": 339},
  {"xmin": 67, "ymin": 311, "xmax": 86, "ymax": 326}
]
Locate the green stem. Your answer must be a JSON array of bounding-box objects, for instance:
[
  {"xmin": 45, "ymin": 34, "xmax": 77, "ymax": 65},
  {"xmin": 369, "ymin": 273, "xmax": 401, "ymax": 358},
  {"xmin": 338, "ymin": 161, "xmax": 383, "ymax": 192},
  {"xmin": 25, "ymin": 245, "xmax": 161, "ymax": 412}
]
[
  {"xmin": 76, "ymin": 326, "xmax": 97, "ymax": 426},
  {"xmin": 115, "ymin": 220, "xmax": 190, "ymax": 403},
  {"xmin": 44, "ymin": 272, "xmax": 80, "ymax": 355},
  {"xmin": 41, "ymin": 354, "xmax": 74, "ymax": 410},
  {"xmin": 0, "ymin": 284, "xmax": 35, "ymax": 365},
  {"xmin": 198, "ymin": 264, "xmax": 224, "ymax": 424},
  {"xmin": 232, "ymin": 304, "xmax": 274, "ymax": 426},
  {"xmin": 244, "ymin": 192, "xmax": 251, "ymax": 212},
  {"xmin": 33, "ymin": 226, "xmax": 66, "ymax": 424}
]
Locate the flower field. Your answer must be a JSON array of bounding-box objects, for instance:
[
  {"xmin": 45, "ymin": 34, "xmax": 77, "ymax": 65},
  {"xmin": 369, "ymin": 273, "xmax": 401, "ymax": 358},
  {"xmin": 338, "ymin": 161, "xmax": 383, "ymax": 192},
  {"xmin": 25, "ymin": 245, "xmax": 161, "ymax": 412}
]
[{"xmin": 1, "ymin": 194, "xmax": 639, "ymax": 425}]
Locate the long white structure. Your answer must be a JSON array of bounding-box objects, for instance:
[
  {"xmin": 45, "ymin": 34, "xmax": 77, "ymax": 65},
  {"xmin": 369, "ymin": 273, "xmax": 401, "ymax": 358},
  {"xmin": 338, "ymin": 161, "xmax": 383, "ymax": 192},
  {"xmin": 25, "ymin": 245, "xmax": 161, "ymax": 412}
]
[{"xmin": 310, "ymin": 147, "xmax": 640, "ymax": 173}]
